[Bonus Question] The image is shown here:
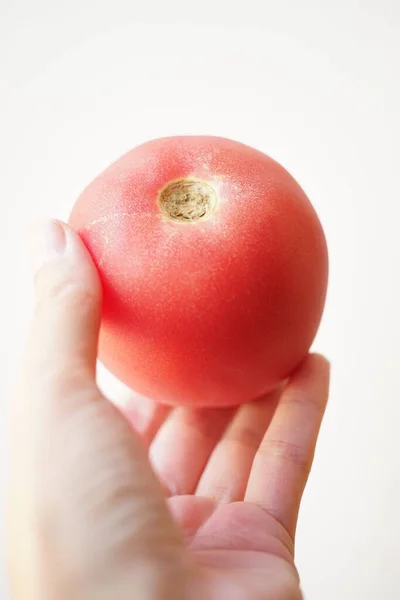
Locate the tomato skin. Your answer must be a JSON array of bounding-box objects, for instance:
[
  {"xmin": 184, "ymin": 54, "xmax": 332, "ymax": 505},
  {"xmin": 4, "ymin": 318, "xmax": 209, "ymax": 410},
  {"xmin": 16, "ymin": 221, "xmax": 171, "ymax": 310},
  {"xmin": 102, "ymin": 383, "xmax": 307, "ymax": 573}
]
[{"xmin": 69, "ymin": 137, "xmax": 328, "ymax": 407}]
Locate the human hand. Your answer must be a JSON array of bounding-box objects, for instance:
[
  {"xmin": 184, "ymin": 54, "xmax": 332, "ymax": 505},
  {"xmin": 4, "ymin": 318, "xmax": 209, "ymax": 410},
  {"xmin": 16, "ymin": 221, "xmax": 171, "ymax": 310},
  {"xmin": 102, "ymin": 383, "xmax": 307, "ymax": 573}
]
[{"xmin": 8, "ymin": 220, "xmax": 330, "ymax": 599}]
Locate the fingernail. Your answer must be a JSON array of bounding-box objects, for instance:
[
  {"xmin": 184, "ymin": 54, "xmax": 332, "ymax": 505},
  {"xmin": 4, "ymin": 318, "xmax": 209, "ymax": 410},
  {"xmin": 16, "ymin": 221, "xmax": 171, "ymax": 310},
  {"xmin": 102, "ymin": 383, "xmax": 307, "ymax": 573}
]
[{"xmin": 29, "ymin": 219, "xmax": 67, "ymax": 272}]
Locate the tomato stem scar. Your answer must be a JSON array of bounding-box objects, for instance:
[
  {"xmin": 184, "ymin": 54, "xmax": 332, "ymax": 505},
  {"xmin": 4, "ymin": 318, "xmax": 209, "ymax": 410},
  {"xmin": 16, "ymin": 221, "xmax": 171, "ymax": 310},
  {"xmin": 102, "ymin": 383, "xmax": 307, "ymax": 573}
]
[{"xmin": 157, "ymin": 179, "xmax": 217, "ymax": 223}]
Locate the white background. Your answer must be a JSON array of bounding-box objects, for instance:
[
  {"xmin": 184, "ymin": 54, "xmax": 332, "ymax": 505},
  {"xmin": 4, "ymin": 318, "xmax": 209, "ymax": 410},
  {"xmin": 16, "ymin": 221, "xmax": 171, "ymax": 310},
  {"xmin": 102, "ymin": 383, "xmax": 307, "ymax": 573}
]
[{"xmin": 1, "ymin": 1, "xmax": 399, "ymax": 598}]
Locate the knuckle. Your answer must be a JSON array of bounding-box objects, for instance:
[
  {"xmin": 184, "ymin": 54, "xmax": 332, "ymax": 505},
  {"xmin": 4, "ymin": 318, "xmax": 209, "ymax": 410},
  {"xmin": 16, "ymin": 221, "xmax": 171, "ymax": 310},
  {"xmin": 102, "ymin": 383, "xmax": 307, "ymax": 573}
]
[
  {"xmin": 261, "ymin": 439, "xmax": 311, "ymax": 473},
  {"xmin": 37, "ymin": 369, "xmax": 98, "ymax": 422},
  {"xmin": 282, "ymin": 389, "xmax": 323, "ymax": 413},
  {"xmin": 209, "ymin": 482, "xmax": 231, "ymax": 503},
  {"xmin": 51, "ymin": 367, "xmax": 95, "ymax": 399},
  {"xmin": 224, "ymin": 425, "xmax": 261, "ymax": 450},
  {"xmin": 35, "ymin": 276, "xmax": 97, "ymax": 315}
]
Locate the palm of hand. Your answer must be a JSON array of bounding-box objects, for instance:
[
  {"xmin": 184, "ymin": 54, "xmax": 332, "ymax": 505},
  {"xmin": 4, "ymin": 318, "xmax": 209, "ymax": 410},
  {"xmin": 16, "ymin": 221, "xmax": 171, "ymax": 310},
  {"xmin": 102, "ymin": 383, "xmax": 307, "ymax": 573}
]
[
  {"xmin": 170, "ymin": 496, "xmax": 299, "ymax": 599},
  {"xmin": 124, "ymin": 355, "xmax": 329, "ymax": 599}
]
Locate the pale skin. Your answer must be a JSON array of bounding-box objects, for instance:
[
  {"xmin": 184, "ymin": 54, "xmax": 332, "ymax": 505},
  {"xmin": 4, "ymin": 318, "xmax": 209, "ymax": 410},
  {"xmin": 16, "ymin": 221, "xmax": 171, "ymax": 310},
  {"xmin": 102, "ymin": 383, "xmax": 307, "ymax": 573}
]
[{"xmin": 8, "ymin": 220, "xmax": 330, "ymax": 599}]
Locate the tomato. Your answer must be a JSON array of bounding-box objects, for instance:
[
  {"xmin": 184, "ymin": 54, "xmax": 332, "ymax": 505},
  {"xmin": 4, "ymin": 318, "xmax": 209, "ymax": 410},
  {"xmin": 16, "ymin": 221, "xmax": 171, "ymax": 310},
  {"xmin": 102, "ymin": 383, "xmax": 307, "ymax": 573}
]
[{"xmin": 69, "ymin": 137, "xmax": 328, "ymax": 407}]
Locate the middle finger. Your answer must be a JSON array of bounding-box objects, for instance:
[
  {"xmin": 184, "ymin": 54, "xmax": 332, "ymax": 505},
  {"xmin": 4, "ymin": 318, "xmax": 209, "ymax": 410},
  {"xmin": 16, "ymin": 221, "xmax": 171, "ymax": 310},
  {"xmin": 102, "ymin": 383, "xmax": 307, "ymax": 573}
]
[{"xmin": 149, "ymin": 406, "xmax": 235, "ymax": 496}]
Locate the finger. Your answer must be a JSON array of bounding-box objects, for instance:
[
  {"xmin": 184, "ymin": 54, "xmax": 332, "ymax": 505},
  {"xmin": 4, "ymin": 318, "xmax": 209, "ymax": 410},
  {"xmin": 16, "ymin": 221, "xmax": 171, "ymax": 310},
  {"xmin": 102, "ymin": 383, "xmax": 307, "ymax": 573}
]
[
  {"xmin": 195, "ymin": 387, "xmax": 282, "ymax": 502},
  {"xmin": 9, "ymin": 220, "xmax": 186, "ymax": 598},
  {"xmin": 149, "ymin": 406, "xmax": 236, "ymax": 496},
  {"xmin": 25, "ymin": 219, "xmax": 102, "ymax": 381},
  {"xmin": 245, "ymin": 354, "xmax": 330, "ymax": 539},
  {"xmin": 121, "ymin": 392, "xmax": 171, "ymax": 446}
]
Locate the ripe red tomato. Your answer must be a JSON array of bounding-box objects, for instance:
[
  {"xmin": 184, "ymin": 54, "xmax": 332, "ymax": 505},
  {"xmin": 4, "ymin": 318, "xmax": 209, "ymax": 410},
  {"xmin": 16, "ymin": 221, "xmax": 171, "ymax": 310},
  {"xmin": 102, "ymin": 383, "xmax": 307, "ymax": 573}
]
[{"xmin": 70, "ymin": 137, "xmax": 328, "ymax": 407}]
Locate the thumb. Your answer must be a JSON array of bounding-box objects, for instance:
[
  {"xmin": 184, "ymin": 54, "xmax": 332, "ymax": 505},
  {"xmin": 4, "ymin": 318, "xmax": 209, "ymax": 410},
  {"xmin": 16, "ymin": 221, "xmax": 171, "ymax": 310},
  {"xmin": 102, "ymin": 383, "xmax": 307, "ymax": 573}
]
[{"xmin": 9, "ymin": 220, "xmax": 187, "ymax": 599}]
